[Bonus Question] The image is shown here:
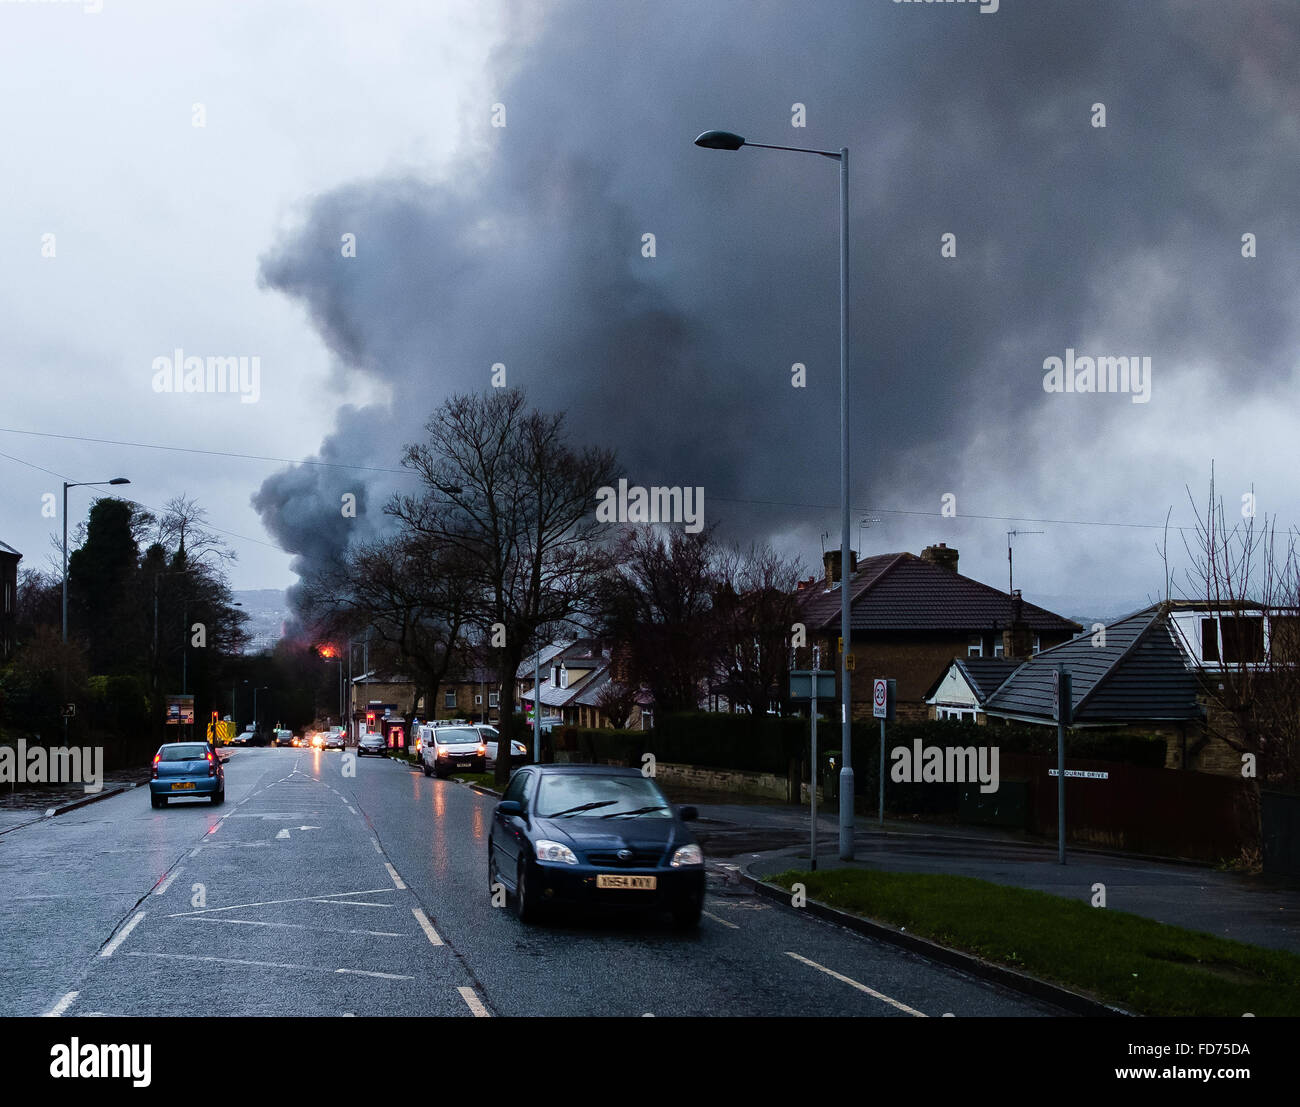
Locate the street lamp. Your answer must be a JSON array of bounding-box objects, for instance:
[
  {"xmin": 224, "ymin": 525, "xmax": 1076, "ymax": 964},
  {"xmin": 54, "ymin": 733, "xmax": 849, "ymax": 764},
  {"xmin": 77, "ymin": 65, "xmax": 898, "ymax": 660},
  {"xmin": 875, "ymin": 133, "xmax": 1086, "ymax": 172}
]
[{"xmin": 695, "ymin": 128, "xmax": 856, "ymax": 860}]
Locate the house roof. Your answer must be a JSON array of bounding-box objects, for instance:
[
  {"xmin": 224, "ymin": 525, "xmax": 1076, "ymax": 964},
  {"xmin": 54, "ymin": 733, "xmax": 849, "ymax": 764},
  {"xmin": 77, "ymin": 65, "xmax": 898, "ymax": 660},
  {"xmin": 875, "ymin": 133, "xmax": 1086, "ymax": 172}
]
[
  {"xmin": 0, "ymin": 540, "xmax": 20, "ymax": 558},
  {"xmin": 924, "ymin": 657, "xmax": 1024, "ymax": 704},
  {"xmin": 983, "ymin": 605, "xmax": 1202, "ymax": 724},
  {"xmin": 521, "ymin": 657, "xmax": 611, "ymax": 709},
  {"xmin": 515, "ymin": 642, "xmax": 568, "ymax": 680},
  {"xmin": 797, "ymin": 552, "xmax": 1081, "ymax": 635}
]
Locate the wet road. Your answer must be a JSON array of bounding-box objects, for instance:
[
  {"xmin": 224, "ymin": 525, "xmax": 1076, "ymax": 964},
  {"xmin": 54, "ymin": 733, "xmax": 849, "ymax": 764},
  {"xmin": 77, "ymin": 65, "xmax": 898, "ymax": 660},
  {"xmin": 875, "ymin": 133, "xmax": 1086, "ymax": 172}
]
[{"xmin": 1, "ymin": 748, "xmax": 1067, "ymax": 1017}]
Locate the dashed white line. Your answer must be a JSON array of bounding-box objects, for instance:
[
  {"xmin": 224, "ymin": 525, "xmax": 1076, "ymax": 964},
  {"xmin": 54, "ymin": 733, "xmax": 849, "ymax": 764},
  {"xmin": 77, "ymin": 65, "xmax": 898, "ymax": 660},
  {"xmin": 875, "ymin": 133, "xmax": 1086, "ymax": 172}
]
[
  {"xmin": 154, "ymin": 868, "xmax": 183, "ymax": 896},
  {"xmin": 384, "ymin": 863, "xmax": 406, "ymax": 890},
  {"xmin": 785, "ymin": 952, "xmax": 927, "ymax": 1017},
  {"xmin": 457, "ymin": 986, "xmax": 490, "ymax": 1017},
  {"xmin": 101, "ymin": 912, "xmax": 146, "ymax": 959},
  {"xmin": 346, "ymin": 806, "xmax": 357, "ymax": 815},
  {"xmin": 702, "ymin": 909, "xmax": 739, "ymax": 929},
  {"xmin": 166, "ymin": 888, "xmax": 395, "ymax": 917},
  {"xmin": 43, "ymin": 991, "xmax": 78, "ymax": 1017},
  {"xmin": 369, "ymin": 837, "xmax": 383, "ymax": 855},
  {"xmin": 412, "ymin": 908, "xmax": 443, "ymax": 946},
  {"xmin": 186, "ymin": 917, "xmax": 403, "ymax": 937}
]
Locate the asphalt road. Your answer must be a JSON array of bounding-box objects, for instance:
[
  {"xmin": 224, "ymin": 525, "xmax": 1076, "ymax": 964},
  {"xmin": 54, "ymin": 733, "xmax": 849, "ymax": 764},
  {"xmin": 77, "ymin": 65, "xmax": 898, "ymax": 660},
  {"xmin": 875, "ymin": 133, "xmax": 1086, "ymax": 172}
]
[{"xmin": 0, "ymin": 748, "xmax": 1067, "ymax": 1017}]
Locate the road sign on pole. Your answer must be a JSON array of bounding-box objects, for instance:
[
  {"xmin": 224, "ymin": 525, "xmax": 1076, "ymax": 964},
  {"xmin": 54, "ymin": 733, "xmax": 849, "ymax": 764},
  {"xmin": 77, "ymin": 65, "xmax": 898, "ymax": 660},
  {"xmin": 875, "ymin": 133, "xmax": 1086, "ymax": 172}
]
[
  {"xmin": 1055, "ymin": 665, "xmax": 1072, "ymax": 865},
  {"xmin": 873, "ymin": 679, "xmax": 895, "ymax": 825}
]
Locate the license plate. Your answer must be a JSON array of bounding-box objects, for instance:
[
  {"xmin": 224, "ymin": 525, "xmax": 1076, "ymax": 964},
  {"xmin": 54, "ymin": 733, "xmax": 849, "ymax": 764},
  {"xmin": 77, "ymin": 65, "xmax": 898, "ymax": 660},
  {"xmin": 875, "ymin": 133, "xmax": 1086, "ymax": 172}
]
[
  {"xmin": 456, "ymin": 761, "xmax": 471, "ymax": 768},
  {"xmin": 596, "ymin": 874, "xmax": 656, "ymax": 890},
  {"xmin": 170, "ymin": 782, "xmax": 195, "ymax": 791}
]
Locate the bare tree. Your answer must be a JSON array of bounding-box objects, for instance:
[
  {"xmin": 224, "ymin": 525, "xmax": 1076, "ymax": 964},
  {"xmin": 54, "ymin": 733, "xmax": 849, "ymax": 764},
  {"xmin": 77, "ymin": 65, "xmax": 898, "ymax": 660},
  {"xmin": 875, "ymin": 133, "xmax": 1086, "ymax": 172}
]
[
  {"xmin": 389, "ymin": 389, "xmax": 618, "ymax": 785},
  {"xmin": 1179, "ymin": 468, "xmax": 1300, "ymax": 790},
  {"xmin": 155, "ymin": 494, "xmax": 235, "ymax": 567}
]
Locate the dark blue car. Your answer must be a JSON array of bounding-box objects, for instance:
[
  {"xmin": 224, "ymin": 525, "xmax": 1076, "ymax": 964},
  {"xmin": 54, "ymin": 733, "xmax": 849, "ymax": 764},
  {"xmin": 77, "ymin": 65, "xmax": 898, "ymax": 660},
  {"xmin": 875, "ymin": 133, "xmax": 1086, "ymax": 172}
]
[{"xmin": 488, "ymin": 764, "xmax": 705, "ymax": 928}]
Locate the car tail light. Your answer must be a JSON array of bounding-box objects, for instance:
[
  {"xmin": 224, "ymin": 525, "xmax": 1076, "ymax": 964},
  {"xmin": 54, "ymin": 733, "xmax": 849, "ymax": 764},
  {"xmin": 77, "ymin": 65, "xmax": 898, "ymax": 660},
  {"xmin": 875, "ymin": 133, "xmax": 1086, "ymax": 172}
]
[
  {"xmin": 207, "ymin": 751, "xmax": 216, "ymax": 777},
  {"xmin": 151, "ymin": 754, "xmax": 160, "ymax": 780}
]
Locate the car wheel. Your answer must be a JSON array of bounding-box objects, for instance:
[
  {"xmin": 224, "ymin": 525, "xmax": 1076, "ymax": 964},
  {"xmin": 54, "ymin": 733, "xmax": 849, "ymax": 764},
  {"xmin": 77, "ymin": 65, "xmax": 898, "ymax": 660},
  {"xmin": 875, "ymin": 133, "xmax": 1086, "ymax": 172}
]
[
  {"xmin": 151, "ymin": 795, "xmax": 163, "ymax": 809},
  {"xmin": 672, "ymin": 901, "xmax": 702, "ymax": 930},
  {"xmin": 515, "ymin": 860, "xmax": 540, "ymax": 924},
  {"xmin": 212, "ymin": 789, "xmax": 224, "ymax": 806},
  {"xmin": 422, "ymin": 762, "xmax": 432, "ymax": 777}
]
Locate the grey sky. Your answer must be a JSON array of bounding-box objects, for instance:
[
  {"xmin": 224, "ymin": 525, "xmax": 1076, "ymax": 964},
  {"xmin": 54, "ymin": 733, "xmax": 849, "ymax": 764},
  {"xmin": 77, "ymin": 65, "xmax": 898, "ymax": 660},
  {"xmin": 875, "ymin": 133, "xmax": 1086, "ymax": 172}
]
[{"xmin": 3, "ymin": 0, "xmax": 1297, "ymax": 623}]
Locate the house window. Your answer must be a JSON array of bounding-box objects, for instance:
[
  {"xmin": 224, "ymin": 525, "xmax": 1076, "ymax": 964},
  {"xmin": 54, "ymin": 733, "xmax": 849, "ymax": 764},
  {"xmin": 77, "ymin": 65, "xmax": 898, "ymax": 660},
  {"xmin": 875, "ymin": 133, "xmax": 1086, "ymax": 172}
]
[
  {"xmin": 1221, "ymin": 616, "xmax": 1264, "ymax": 663},
  {"xmin": 474, "ymin": 694, "xmax": 482, "ymax": 705},
  {"xmin": 488, "ymin": 692, "xmax": 499, "ymax": 708},
  {"xmin": 993, "ymin": 639, "xmax": 1005, "ymax": 658},
  {"xmin": 967, "ymin": 637, "xmax": 982, "ymax": 658},
  {"xmin": 1201, "ymin": 618, "xmax": 1220, "ymax": 662},
  {"xmin": 1032, "ymin": 635, "xmax": 1041, "ymax": 654},
  {"xmin": 444, "ymin": 691, "xmax": 456, "ymax": 709}
]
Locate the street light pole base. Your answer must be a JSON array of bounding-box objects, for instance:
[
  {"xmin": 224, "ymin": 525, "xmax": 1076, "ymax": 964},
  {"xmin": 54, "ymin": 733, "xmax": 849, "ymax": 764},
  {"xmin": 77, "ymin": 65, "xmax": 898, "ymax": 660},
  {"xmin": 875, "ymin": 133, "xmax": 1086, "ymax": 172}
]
[{"xmin": 838, "ymin": 766, "xmax": 855, "ymax": 860}]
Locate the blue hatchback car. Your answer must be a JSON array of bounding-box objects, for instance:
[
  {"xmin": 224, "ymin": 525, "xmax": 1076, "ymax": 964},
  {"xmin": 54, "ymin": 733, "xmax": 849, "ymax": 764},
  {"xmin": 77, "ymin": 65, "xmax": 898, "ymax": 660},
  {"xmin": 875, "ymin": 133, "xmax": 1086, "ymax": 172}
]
[
  {"xmin": 488, "ymin": 764, "xmax": 705, "ymax": 928},
  {"xmin": 150, "ymin": 742, "xmax": 224, "ymax": 807}
]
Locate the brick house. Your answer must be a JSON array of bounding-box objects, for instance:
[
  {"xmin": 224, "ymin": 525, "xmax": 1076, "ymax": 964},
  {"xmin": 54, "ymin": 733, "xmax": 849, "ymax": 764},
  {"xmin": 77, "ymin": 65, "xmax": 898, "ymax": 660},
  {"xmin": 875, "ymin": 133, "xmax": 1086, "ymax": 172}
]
[{"xmin": 795, "ymin": 544, "xmax": 1081, "ymax": 723}]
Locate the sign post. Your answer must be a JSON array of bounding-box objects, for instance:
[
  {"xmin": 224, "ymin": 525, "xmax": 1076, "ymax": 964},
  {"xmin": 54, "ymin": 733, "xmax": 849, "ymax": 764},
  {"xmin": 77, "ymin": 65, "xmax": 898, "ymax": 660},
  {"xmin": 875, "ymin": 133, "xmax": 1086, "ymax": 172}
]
[
  {"xmin": 1054, "ymin": 665, "xmax": 1072, "ymax": 865},
  {"xmin": 789, "ymin": 656, "xmax": 835, "ymax": 872},
  {"xmin": 872, "ymin": 678, "xmax": 895, "ymax": 825}
]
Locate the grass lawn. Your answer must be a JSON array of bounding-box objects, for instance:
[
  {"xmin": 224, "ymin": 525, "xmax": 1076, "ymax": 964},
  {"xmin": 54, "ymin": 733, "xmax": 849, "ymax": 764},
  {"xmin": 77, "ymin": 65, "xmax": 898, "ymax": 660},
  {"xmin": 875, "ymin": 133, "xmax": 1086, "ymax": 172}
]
[
  {"xmin": 764, "ymin": 868, "xmax": 1300, "ymax": 1017},
  {"xmin": 455, "ymin": 772, "xmax": 497, "ymax": 789}
]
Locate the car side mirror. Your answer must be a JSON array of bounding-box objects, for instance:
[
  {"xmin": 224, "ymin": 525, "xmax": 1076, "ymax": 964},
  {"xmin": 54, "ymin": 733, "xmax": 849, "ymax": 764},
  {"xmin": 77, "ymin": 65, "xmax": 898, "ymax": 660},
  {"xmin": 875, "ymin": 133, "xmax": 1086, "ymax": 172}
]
[
  {"xmin": 498, "ymin": 800, "xmax": 523, "ymax": 817},
  {"xmin": 678, "ymin": 805, "xmax": 698, "ymax": 822}
]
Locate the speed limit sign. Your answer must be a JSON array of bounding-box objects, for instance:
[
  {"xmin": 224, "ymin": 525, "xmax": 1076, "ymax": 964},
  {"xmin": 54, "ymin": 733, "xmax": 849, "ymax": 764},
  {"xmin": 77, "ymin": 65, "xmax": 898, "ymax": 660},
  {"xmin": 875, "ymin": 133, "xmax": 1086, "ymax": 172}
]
[{"xmin": 872, "ymin": 678, "xmax": 895, "ymax": 721}]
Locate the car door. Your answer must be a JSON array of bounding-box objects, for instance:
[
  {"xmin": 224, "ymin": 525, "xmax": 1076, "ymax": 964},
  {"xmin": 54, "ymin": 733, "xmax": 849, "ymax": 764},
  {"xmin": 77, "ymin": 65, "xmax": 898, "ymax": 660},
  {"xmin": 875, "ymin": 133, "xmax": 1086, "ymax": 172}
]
[{"xmin": 493, "ymin": 769, "xmax": 532, "ymax": 877}]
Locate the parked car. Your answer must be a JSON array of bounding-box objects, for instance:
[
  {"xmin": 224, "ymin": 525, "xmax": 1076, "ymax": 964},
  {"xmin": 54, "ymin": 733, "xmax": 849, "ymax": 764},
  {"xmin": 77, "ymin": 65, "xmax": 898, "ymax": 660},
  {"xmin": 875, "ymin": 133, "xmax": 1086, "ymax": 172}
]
[
  {"xmin": 150, "ymin": 742, "xmax": 225, "ymax": 808},
  {"xmin": 487, "ymin": 765, "xmax": 704, "ymax": 927},
  {"xmin": 475, "ymin": 725, "xmax": 528, "ymax": 769},
  {"xmin": 418, "ymin": 725, "xmax": 485, "ymax": 778},
  {"xmin": 357, "ymin": 733, "xmax": 387, "ymax": 757}
]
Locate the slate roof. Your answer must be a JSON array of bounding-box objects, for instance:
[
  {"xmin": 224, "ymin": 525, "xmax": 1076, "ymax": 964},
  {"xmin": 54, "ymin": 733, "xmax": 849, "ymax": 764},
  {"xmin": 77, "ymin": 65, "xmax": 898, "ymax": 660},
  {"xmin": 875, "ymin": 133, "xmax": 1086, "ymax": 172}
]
[
  {"xmin": 983, "ymin": 605, "xmax": 1202, "ymax": 724},
  {"xmin": 924, "ymin": 657, "xmax": 1024, "ymax": 704},
  {"xmin": 797, "ymin": 553, "xmax": 1080, "ymax": 635},
  {"xmin": 515, "ymin": 642, "xmax": 568, "ymax": 680},
  {"xmin": 0, "ymin": 540, "xmax": 21, "ymax": 558}
]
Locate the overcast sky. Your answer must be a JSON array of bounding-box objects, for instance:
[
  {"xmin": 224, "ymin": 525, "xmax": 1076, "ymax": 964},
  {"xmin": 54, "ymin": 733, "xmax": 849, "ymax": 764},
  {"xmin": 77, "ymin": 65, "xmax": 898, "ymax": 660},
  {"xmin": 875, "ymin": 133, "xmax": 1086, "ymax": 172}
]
[{"xmin": 2, "ymin": 0, "xmax": 1297, "ymax": 623}]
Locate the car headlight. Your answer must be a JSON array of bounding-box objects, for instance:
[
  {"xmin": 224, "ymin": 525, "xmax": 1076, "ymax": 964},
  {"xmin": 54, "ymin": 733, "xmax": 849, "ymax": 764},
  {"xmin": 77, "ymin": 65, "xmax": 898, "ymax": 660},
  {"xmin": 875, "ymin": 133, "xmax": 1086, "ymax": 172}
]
[
  {"xmin": 670, "ymin": 844, "xmax": 703, "ymax": 867},
  {"xmin": 534, "ymin": 840, "xmax": 578, "ymax": 865}
]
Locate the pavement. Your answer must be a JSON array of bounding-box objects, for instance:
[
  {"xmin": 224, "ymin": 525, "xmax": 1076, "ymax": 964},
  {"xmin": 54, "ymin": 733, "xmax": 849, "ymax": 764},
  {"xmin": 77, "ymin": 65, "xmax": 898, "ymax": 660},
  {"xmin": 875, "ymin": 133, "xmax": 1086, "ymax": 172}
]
[{"xmin": 664, "ymin": 795, "xmax": 1300, "ymax": 956}]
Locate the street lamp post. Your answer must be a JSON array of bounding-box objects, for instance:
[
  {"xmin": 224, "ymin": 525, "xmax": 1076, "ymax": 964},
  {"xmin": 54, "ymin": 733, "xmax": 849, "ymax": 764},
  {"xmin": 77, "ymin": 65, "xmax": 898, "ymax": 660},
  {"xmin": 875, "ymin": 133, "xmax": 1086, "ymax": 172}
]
[
  {"xmin": 695, "ymin": 129, "xmax": 856, "ymax": 859},
  {"xmin": 61, "ymin": 476, "xmax": 130, "ymax": 746}
]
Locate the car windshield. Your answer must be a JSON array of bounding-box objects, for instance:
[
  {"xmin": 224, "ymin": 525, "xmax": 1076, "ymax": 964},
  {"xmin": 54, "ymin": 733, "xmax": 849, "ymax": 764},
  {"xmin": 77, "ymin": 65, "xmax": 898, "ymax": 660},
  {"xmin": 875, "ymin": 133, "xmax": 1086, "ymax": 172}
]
[
  {"xmin": 536, "ymin": 775, "xmax": 672, "ymax": 819},
  {"xmin": 158, "ymin": 745, "xmax": 209, "ymax": 762},
  {"xmin": 437, "ymin": 729, "xmax": 480, "ymax": 745}
]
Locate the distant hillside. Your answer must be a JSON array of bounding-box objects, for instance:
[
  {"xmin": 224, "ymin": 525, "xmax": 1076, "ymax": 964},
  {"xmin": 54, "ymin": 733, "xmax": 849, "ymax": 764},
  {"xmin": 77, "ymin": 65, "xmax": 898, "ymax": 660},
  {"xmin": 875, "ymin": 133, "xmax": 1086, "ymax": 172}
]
[{"xmin": 234, "ymin": 589, "xmax": 288, "ymax": 653}]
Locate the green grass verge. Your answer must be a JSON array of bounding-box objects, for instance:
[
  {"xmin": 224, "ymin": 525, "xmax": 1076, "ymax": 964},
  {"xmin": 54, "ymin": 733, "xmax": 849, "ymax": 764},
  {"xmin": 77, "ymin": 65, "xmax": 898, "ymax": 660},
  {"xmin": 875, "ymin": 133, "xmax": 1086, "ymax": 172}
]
[
  {"xmin": 764, "ymin": 868, "xmax": 1300, "ymax": 1017},
  {"xmin": 455, "ymin": 771, "xmax": 497, "ymax": 789}
]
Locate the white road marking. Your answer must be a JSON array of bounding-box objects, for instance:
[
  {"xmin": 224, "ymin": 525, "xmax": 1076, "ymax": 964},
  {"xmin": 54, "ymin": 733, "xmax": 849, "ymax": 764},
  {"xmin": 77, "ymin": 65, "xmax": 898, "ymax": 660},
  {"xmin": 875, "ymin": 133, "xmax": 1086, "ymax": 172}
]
[
  {"xmin": 384, "ymin": 863, "xmax": 406, "ymax": 890},
  {"xmin": 188, "ymin": 847, "xmax": 202, "ymax": 858},
  {"xmin": 702, "ymin": 909, "xmax": 739, "ymax": 929},
  {"xmin": 276, "ymin": 829, "xmax": 290, "ymax": 839},
  {"xmin": 101, "ymin": 912, "xmax": 147, "ymax": 959},
  {"xmin": 785, "ymin": 952, "xmax": 927, "ymax": 1017},
  {"xmin": 125, "ymin": 951, "xmax": 414, "ymax": 981},
  {"xmin": 370, "ymin": 837, "xmax": 383, "ymax": 855},
  {"xmin": 43, "ymin": 991, "xmax": 78, "ymax": 1017},
  {"xmin": 167, "ymin": 888, "xmax": 395, "ymax": 917},
  {"xmin": 457, "ymin": 986, "xmax": 490, "ymax": 1017},
  {"xmin": 154, "ymin": 868, "xmax": 182, "ymax": 896},
  {"xmin": 346, "ymin": 806, "xmax": 357, "ymax": 815},
  {"xmin": 186, "ymin": 917, "xmax": 403, "ymax": 937},
  {"xmin": 412, "ymin": 908, "xmax": 443, "ymax": 946}
]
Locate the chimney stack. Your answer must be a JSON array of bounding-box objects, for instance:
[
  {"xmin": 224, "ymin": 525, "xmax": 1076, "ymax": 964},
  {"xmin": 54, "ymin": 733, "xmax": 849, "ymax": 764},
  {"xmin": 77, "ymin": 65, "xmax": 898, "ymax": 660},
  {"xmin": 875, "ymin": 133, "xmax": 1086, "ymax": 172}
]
[
  {"xmin": 823, "ymin": 549, "xmax": 858, "ymax": 587},
  {"xmin": 920, "ymin": 543, "xmax": 959, "ymax": 573}
]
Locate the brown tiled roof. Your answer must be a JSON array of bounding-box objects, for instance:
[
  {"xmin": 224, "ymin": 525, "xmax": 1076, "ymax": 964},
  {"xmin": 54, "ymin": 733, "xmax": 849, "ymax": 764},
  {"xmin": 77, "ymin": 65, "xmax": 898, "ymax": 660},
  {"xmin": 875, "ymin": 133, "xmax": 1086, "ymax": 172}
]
[{"xmin": 797, "ymin": 552, "xmax": 1080, "ymax": 634}]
